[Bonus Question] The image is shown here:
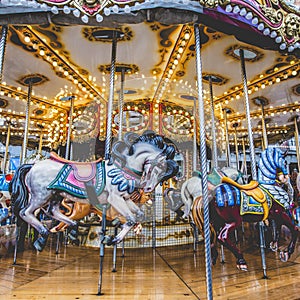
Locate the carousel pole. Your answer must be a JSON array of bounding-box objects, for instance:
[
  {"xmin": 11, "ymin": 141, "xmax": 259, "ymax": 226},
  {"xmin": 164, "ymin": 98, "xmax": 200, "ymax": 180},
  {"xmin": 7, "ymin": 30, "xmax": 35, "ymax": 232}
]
[
  {"xmin": 118, "ymin": 68, "xmax": 125, "ymax": 141},
  {"xmin": 21, "ymin": 80, "xmax": 32, "ymax": 164},
  {"xmin": 15, "ymin": 77, "xmax": 32, "ymax": 264},
  {"xmin": 232, "ymin": 122, "xmax": 240, "ymax": 170},
  {"xmin": 192, "ymin": 96, "xmax": 199, "ymax": 252},
  {"xmin": 239, "ymin": 49, "xmax": 268, "ymax": 279},
  {"xmin": 241, "ymin": 136, "xmax": 248, "ymax": 179},
  {"xmin": 63, "ymin": 95, "xmax": 75, "ymax": 160},
  {"xmin": 209, "ymin": 76, "xmax": 218, "ymax": 169},
  {"xmin": 2, "ymin": 120, "xmax": 11, "ymax": 174},
  {"xmin": 241, "ymin": 136, "xmax": 248, "ymax": 241},
  {"xmin": 112, "ymin": 67, "xmax": 126, "ymax": 273},
  {"xmin": 0, "ymin": 26, "xmax": 8, "ymax": 172},
  {"xmin": 255, "ymin": 98, "xmax": 268, "ymax": 150},
  {"xmin": 223, "ymin": 108, "xmax": 232, "ymax": 167},
  {"xmin": 55, "ymin": 96, "xmax": 75, "ymax": 254},
  {"xmin": 0, "ymin": 25, "xmax": 8, "ymax": 83},
  {"xmin": 97, "ymin": 30, "xmax": 118, "ymax": 296},
  {"xmin": 294, "ymin": 117, "xmax": 300, "ymax": 172},
  {"xmin": 193, "ymin": 97, "xmax": 198, "ymax": 171},
  {"xmin": 120, "ymin": 70, "xmax": 126, "ymax": 259},
  {"xmin": 209, "ymin": 76, "xmax": 225, "ymax": 263},
  {"xmin": 231, "ymin": 124, "xmax": 240, "ymax": 244},
  {"xmin": 194, "ymin": 23, "xmax": 213, "ymax": 300},
  {"xmin": 37, "ymin": 124, "xmax": 44, "ymax": 156}
]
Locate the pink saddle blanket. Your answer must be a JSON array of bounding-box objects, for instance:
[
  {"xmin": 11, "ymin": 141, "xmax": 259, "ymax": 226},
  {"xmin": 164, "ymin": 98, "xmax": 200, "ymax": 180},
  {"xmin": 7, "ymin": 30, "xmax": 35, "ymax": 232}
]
[{"xmin": 50, "ymin": 152, "xmax": 102, "ymax": 182}]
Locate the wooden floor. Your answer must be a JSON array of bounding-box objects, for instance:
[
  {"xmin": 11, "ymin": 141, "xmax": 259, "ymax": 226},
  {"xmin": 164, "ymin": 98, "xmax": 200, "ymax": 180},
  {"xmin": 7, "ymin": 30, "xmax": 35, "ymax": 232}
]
[{"xmin": 0, "ymin": 235, "xmax": 299, "ymax": 300}]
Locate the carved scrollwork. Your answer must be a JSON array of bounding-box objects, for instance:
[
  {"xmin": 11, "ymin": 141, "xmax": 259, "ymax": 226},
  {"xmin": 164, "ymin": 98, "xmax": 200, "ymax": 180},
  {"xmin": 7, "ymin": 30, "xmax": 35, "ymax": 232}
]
[
  {"xmin": 260, "ymin": 6, "xmax": 284, "ymax": 23},
  {"xmin": 259, "ymin": 0, "xmax": 300, "ymax": 46},
  {"xmin": 198, "ymin": 0, "xmax": 230, "ymax": 8}
]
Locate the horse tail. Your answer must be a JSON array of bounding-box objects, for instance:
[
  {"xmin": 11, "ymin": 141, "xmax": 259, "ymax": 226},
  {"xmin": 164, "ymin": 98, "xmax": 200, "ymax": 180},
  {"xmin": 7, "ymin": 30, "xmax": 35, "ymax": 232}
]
[
  {"xmin": 191, "ymin": 196, "xmax": 216, "ymax": 245},
  {"xmin": 10, "ymin": 164, "xmax": 33, "ymax": 226}
]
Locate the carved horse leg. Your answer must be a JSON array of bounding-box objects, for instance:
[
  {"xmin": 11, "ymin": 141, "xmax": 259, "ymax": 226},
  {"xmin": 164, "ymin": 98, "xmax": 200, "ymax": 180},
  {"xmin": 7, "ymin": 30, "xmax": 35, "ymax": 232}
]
[
  {"xmin": 216, "ymin": 207, "xmax": 247, "ymax": 271},
  {"xmin": 50, "ymin": 201, "xmax": 91, "ymax": 233},
  {"xmin": 269, "ymin": 219, "xmax": 280, "ymax": 252},
  {"xmin": 273, "ymin": 210, "xmax": 299, "ymax": 262},
  {"xmin": 19, "ymin": 201, "xmax": 51, "ymax": 252},
  {"xmin": 105, "ymin": 221, "xmax": 135, "ymax": 246},
  {"xmin": 47, "ymin": 200, "xmax": 79, "ymax": 243}
]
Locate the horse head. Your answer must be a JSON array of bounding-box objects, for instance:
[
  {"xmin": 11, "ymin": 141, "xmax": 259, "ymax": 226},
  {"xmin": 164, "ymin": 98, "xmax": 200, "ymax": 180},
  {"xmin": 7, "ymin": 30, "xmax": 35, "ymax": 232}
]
[
  {"xmin": 140, "ymin": 152, "xmax": 179, "ymax": 193},
  {"xmin": 258, "ymin": 147, "xmax": 289, "ymax": 185},
  {"xmin": 127, "ymin": 131, "xmax": 179, "ymax": 193}
]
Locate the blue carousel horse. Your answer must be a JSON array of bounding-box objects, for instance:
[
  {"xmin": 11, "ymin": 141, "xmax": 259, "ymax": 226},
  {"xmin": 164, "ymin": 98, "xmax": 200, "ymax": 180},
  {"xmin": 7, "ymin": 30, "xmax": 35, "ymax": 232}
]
[
  {"xmin": 185, "ymin": 147, "xmax": 298, "ymax": 271},
  {"xmin": 10, "ymin": 131, "xmax": 179, "ymax": 251}
]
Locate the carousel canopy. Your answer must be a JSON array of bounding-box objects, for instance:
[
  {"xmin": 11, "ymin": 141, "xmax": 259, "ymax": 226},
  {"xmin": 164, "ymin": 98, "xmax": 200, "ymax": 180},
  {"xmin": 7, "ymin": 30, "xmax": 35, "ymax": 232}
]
[{"xmin": 0, "ymin": 0, "xmax": 299, "ymax": 151}]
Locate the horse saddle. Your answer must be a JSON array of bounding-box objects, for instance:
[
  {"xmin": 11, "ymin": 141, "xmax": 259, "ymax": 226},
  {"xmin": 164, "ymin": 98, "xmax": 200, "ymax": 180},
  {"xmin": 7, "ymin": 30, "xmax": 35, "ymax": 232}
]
[
  {"xmin": 221, "ymin": 177, "xmax": 269, "ymax": 221},
  {"xmin": 50, "ymin": 152, "xmax": 102, "ymax": 182},
  {"xmin": 48, "ymin": 152, "xmax": 105, "ymax": 199}
]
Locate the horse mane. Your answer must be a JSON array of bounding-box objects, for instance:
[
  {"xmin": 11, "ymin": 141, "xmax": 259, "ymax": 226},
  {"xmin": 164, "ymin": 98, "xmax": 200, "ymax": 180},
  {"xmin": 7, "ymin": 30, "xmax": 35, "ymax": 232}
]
[{"xmin": 129, "ymin": 131, "xmax": 177, "ymax": 159}]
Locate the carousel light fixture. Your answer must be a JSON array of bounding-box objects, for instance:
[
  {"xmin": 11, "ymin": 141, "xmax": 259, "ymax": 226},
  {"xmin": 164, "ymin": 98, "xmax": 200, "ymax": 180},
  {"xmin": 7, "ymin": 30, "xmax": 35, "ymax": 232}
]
[
  {"xmin": 0, "ymin": 83, "xmax": 66, "ymax": 111},
  {"xmin": 215, "ymin": 61, "xmax": 300, "ymax": 106},
  {"xmin": 226, "ymin": 102, "xmax": 300, "ymax": 125},
  {"xmin": 16, "ymin": 26, "xmax": 106, "ymax": 104},
  {"xmin": 152, "ymin": 25, "xmax": 192, "ymax": 104}
]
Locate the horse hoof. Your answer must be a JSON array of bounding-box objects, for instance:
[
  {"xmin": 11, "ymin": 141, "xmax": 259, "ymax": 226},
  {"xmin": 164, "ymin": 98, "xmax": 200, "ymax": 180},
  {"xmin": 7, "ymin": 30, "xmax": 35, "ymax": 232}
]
[
  {"xmin": 270, "ymin": 241, "xmax": 278, "ymax": 252},
  {"xmin": 279, "ymin": 251, "xmax": 289, "ymax": 262},
  {"xmin": 236, "ymin": 258, "xmax": 248, "ymax": 271},
  {"xmin": 102, "ymin": 235, "xmax": 114, "ymax": 246},
  {"xmin": 112, "ymin": 218, "xmax": 121, "ymax": 227},
  {"xmin": 68, "ymin": 232, "xmax": 78, "ymax": 241},
  {"xmin": 33, "ymin": 238, "xmax": 46, "ymax": 252},
  {"xmin": 237, "ymin": 264, "xmax": 248, "ymax": 271},
  {"xmin": 71, "ymin": 239, "xmax": 80, "ymax": 246}
]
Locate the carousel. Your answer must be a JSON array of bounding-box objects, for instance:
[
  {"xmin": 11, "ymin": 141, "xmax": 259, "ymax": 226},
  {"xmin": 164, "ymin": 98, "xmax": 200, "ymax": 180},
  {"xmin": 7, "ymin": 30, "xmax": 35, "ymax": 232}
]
[{"xmin": 0, "ymin": 0, "xmax": 299, "ymax": 299}]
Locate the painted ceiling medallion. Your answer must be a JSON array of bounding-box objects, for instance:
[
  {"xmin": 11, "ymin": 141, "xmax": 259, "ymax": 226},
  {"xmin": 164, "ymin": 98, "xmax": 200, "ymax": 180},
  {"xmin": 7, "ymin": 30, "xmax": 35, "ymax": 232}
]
[
  {"xmin": 17, "ymin": 74, "xmax": 49, "ymax": 87},
  {"xmin": 202, "ymin": 73, "xmax": 229, "ymax": 86},
  {"xmin": 225, "ymin": 45, "xmax": 264, "ymax": 62},
  {"xmin": 32, "ymin": 108, "xmax": 46, "ymax": 117},
  {"xmin": 82, "ymin": 27, "xmax": 133, "ymax": 43},
  {"xmin": 180, "ymin": 95, "xmax": 197, "ymax": 101},
  {"xmin": 252, "ymin": 96, "xmax": 269, "ymax": 107},
  {"xmin": 292, "ymin": 84, "xmax": 300, "ymax": 96},
  {"xmin": 0, "ymin": 98, "xmax": 8, "ymax": 108},
  {"xmin": 98, "ymin": 63, "xmax": 139, "ymax": 74}
]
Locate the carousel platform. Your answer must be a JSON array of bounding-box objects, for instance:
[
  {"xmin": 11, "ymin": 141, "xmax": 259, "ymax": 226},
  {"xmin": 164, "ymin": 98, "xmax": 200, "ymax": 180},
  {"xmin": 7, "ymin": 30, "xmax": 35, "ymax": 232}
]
[{"xmin": 0, "ymin": 235, "xmax": 299, "ymax": 300}]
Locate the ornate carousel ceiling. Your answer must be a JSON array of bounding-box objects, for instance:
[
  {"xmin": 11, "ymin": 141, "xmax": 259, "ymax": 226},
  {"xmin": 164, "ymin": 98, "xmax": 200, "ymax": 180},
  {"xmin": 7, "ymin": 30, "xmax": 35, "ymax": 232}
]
[{"xmin": 0, "ymin": 0, "xmax": 299, "ymax": 152}]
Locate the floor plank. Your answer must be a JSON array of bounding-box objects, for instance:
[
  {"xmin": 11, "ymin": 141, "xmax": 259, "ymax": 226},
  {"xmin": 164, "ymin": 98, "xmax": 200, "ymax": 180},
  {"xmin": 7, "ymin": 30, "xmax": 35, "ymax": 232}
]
[{"xmin": 0, "ymin": 235, "xmax": 299, "ymax": 300}]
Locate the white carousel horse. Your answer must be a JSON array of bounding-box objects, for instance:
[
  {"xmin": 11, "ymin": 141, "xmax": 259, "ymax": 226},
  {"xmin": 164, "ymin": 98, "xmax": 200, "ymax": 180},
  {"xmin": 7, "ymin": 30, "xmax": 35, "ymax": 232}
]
[{"xmin": 10, "ymin": 131, "xmax": 179, "ymax": 251}]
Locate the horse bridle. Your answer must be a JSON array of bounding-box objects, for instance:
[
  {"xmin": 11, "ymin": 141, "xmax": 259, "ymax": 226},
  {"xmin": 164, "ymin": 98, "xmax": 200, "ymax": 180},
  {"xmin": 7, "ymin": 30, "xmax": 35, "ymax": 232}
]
[{"xmin": 142, "ymin": 153, "xmax": 167, "ymax": 181}]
